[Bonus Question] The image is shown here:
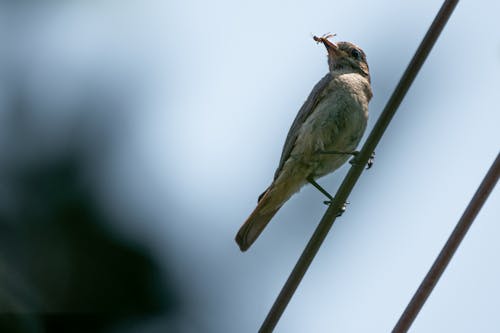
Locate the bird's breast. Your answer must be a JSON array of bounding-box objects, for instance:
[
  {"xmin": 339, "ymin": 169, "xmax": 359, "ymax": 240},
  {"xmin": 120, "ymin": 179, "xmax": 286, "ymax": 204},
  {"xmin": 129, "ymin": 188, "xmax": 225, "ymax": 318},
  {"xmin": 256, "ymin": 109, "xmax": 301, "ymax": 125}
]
[{"xmin": 292, "ymin": 75, "xmax": 370, "ymax": 178}]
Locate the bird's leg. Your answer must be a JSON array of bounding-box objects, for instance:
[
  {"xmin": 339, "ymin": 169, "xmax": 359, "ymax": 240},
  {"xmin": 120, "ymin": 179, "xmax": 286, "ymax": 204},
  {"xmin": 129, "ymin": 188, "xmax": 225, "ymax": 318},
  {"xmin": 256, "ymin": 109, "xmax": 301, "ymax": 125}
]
[
  {"xmin": 306, "ymin": 176, "xmax": 333, "ymax": 204},
  {"xmin": 306, "ymin": 176, "xmax": 349, "ymax": 217},
  {"xmin": 318, "ymin": 150, "xmax": 358, "ymax": 156},
  {"xmin": 318, "ymin": 150, "xmax": 375, "ymax": 169}
]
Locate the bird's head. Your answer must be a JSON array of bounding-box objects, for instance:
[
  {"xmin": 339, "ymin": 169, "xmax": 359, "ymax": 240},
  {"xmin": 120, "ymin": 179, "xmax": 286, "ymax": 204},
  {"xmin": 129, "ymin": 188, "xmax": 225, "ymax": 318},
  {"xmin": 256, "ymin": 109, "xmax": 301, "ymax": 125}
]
[{"xmin": 314, "ymin": 35, "xmax": 370, "ymax": 81}]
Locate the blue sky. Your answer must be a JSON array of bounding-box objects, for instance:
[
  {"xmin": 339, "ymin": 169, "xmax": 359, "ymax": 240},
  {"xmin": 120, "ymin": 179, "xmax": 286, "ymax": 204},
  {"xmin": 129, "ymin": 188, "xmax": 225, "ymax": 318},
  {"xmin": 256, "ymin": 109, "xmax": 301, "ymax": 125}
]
[{"xmin": 1, "ymin": 1, "xmax": 499, "ymax": 332}]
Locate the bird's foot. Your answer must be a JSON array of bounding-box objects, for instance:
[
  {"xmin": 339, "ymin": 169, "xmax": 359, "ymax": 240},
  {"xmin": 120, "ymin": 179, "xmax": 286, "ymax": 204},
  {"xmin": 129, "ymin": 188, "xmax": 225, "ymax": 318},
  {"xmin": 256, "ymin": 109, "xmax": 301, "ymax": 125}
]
[
  {"xmin": 349, "ymin": 151, "xmax": 376, "ymax": 169},
  {"xmin": 306, "ymin": 176, "xmax": 350, "ymax": 217},
  {"xmin": 318, "ymin": 149, "xmax": 374, "ymax": 168},
  {"xmin": 323, "ymin": 200, "xmax": 349, "ymax": 217}
]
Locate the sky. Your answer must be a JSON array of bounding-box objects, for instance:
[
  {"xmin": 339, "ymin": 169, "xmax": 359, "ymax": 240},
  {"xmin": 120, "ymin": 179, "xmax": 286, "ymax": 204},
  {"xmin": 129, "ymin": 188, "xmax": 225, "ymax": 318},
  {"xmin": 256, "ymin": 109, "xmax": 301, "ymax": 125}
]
[{"xmin": 1, "ymin": 0, "xmax": 499, "ymax": 332}]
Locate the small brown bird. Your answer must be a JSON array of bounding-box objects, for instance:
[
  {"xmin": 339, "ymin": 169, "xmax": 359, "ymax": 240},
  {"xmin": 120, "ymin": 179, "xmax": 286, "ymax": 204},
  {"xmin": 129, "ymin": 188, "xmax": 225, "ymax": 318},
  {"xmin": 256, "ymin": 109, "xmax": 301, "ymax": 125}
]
[{"xmin": 236, "ymin": 35, "xmax": 372, "ymax": 251}]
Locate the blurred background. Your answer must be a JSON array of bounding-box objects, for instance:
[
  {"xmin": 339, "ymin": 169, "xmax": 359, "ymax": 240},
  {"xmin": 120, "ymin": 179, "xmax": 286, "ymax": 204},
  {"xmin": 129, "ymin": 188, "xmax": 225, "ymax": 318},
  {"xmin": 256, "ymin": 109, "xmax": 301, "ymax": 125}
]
[{"xmin": 0, "ymin": 1, "xmax": 499, "ymax": 332}]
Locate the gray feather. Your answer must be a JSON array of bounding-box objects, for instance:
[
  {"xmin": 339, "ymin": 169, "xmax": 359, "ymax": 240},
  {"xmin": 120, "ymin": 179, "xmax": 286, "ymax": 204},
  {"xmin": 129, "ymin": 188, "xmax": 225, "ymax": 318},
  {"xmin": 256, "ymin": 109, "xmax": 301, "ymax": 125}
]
[{"xmin": 273, "ymin": 73, "xmax": 333, "ymax": 180}]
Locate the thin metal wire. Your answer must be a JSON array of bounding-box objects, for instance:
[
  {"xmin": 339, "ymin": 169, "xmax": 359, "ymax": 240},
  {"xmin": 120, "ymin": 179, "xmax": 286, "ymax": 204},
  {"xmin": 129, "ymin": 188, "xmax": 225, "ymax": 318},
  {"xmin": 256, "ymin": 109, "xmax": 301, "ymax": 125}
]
[
  {"xmin": 259, "ymin": 1, "xmax": 459, "ymax": 331},
  {"xmin": 393, "ymin": 152, "xmax": 500, "ymax": 333}
]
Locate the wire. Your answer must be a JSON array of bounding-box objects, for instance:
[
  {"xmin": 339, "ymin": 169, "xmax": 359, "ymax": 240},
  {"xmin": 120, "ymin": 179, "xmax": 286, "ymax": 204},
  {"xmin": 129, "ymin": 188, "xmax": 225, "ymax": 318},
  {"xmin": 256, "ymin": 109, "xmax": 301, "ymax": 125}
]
[
  {"xmin": 259, "ymin": 0, "xmax": 459, "ymax": 331},
  {"xmin": 393, "ymin": 152, "xmax": 500, "ymax": 332}
]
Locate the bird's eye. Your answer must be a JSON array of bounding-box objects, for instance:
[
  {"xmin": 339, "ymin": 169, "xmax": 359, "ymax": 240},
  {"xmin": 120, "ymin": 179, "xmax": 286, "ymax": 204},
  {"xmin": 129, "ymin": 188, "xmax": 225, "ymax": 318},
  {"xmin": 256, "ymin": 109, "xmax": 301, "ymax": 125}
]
[{"xmin": 351, "ymin": 49, "xmax": 361, "ymax": 60}]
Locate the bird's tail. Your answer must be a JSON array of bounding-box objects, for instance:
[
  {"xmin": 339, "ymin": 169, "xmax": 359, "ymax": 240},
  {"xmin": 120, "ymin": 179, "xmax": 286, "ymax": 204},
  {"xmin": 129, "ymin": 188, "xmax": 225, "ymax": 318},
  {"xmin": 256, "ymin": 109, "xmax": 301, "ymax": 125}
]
[
  {"xmin": 235, "ymin": 186, "xmax": 281, "ymax": 251},
  {"xmin": 236, "ymin": 169, "xmax": 306, "ymax": 251}
]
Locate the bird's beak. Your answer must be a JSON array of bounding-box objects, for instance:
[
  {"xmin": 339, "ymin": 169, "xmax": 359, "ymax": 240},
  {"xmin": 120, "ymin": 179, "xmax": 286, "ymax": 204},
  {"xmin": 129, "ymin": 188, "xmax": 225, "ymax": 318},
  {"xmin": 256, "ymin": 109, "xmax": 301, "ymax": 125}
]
[{"xmin": 322, "ymin": 39, "xmax": 341, "ymax": 57}]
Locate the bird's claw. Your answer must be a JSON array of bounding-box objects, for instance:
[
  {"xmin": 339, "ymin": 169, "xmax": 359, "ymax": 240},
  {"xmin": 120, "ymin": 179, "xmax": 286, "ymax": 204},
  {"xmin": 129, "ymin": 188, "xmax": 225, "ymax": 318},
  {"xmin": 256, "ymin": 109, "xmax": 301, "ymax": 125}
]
[
  {"xmin": 349, "ymin": 151, "xmax": 375, "ymax": 169},
  {"xmin": 366, "ymin": 151, "xmax": 375, "ymax": 169},
  {"xmin": 323, "ymin": 200, "xmax": 349, "ymax": 217},
  {"xmin": 348, "ymin": 151, "xmax": 360, "ymax": 164}
]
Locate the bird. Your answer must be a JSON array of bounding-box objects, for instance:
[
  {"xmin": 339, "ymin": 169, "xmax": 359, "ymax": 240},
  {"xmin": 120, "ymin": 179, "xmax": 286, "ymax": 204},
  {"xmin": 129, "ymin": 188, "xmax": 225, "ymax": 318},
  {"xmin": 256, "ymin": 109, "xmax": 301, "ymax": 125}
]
[{"xmin": 236, "ymin": 34, "xmax": 372, "ymax": 251}]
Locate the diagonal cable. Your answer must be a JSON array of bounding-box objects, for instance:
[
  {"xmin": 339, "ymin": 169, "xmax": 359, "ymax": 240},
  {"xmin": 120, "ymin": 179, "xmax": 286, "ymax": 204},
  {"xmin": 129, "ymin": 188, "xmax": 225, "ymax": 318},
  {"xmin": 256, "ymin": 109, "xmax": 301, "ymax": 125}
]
[
  {"xmin": 259, "ymin": 0, "xmax": 459, "ymax": 331},
  {"xmin": 393, "ymin": 152, "xmax": 500, "ymax": 333}
]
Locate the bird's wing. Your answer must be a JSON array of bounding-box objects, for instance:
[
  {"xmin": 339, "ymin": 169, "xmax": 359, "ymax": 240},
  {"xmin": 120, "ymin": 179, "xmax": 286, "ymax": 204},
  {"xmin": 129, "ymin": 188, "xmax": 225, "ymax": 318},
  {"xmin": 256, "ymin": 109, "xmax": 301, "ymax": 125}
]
[{"xmin": 273, "ymin": 73, "xmax": 333, "ymax": 180}]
